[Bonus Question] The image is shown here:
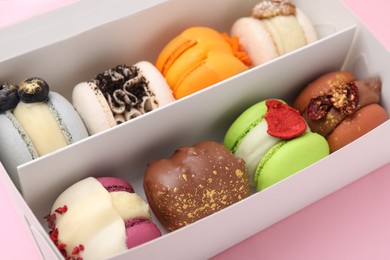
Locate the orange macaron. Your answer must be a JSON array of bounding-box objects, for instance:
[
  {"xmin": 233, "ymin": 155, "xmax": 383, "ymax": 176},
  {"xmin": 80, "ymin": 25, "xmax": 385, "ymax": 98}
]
[{"xmin": 156, "ymin": 27, "xmax": 251, "ymax": 99}]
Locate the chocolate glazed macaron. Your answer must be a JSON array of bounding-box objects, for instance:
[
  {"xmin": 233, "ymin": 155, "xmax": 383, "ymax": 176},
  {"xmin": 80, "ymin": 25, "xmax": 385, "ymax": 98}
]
[
  {"xmin": 143, "ymin": 141, "xmax": 251, "ymax": 232},
  {"xmin": 72, "ymin": 61, "xmax": 175, "ymax": 135},
  {"xmin": 224, "ymin": 99, "xmax": 329, "ymax": 191},
  {"xmin": 293, "ymin": 71, "xmax": 389, "ymax": 152},
  {"xmin": 0, "ymin": 78, "xmax": 88, "ymax": 187}
]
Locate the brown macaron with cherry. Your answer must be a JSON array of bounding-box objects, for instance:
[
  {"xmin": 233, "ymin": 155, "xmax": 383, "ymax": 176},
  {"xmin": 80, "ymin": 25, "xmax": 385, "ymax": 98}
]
[{"xmin": 293, "ymin": 71, "xmax": 388, "ymax": 152}]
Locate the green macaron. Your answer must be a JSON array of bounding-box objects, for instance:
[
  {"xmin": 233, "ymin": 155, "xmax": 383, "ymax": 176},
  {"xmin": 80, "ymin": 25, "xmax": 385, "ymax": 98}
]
[{"xmin": 224, "ymin": 99, "xmax": 329, "ymax": 191}]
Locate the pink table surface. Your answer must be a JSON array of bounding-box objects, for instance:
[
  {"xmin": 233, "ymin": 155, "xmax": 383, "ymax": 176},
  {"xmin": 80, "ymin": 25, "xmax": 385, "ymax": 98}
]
[{"xmin": 0, "ymin": 0, "xmax": 389, "ymax": 259}]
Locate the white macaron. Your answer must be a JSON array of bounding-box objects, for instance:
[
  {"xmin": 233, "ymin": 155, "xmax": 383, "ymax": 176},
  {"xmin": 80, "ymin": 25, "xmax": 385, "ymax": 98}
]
[
  {"xmin": 72, "ymin": 61, "xmax": 175, "ymax": 135},
  {"xmin": 231, "ymin": 0, "xmax": 317, "ymax": 66}
]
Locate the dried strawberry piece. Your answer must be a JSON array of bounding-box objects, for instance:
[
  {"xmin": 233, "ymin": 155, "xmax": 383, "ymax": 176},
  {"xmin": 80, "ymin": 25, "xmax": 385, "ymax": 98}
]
[
  {"xmin": 45, "ymin": 204, "xmax": 75, "ymax": 258},
  {"xmin": 307, "ymin": 95, "xmax": 333, "ymax": 120},
  {"xmin": 60, "ymin": 248, "xmax": 68, "ymax": 258},
  {"xmin": 55, "ymin": 205, "xmax": 68, "ymax": 215},
  {"xmin": 58, "ymin": 243, "xmax": 67, "ymax": 250},
  {"xmin": 264, "ymin": 100, "xmax": 307, "ymax": 139},
  {"xmin": 72, "ymin": 246, "xmax": 80, "ymax": 255},
  {"xmin": 44, "ymin": 213, "xmax": 57, "ymax": 230},
  {"xmin": 50, "ymin": 228, "xmax": 59, "ymax": 243}
]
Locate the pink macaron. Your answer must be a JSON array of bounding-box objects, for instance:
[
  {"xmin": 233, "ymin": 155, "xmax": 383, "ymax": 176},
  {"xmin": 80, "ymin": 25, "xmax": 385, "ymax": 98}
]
[{"xmin": 46, "ymin": 176, "xmax": 161, "ymax": 259}]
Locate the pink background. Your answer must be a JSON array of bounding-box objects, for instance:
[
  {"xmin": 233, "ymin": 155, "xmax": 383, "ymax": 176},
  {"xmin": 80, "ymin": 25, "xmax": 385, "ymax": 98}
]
[{"xmin": 0, "ymin": 0, "xmax": 389, "ymax": 259}]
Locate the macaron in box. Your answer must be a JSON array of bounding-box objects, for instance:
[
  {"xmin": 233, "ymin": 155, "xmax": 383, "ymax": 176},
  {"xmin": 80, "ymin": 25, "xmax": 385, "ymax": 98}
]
[{"xmin": 0, "ymin": 0, "xmax": 389, "ymax": 259}]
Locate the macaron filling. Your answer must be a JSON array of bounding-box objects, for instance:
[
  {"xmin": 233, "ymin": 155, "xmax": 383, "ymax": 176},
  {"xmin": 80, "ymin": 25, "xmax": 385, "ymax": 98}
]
[
  {"xmin": 261, "ymin": 16, "xmax": 307, "ymax": 55},
  {"xmin": 13, "ymin": 100, "xmax": 68, "ymax": 156},
  {"xmin": 252, "ymin": 0, "xmax": 308, "ymax": 55},
  {"xmin": 234, "ymin": 120, "xmax": 279, "ymax": 184}
]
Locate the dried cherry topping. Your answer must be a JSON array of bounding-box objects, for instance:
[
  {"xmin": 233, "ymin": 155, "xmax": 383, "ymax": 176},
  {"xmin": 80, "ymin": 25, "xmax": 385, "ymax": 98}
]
[
  {"xmin": 307, "ymin": 80, "xmax": 360, "ymax": 120},
  {"xmin": 264, "ymin": 100, "xmax": 307, "ymax": 139},
  {"xmin": 307, "ymin": 95, "xmax": 333, "ymax": 120}
]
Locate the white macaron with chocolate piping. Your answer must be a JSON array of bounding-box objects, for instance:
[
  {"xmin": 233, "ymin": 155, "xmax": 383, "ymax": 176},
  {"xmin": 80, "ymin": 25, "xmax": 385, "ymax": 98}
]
[{"xmin": 72, "ymin": 61, "xmax": 175, "ymax": 135}]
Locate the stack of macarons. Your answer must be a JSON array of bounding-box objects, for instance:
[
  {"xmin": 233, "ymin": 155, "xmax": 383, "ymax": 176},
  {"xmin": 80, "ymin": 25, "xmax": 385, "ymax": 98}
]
[
  {"xmin": 70, "ymin": 0, "xmax": 317, "ymax": 135},
  {"xmin": 70, "ymin": 0, "xmax": 318, "ymax": 133},
  {"xmin": 155, "ymin": 0, "xmax": 317, "ymax": 99}
]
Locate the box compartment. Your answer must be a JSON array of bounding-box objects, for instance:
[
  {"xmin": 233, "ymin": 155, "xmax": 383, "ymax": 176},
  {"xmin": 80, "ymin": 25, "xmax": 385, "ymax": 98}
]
[{"xmin": 0, "ymin": 0, "xmax": 389, "ymax": 259}]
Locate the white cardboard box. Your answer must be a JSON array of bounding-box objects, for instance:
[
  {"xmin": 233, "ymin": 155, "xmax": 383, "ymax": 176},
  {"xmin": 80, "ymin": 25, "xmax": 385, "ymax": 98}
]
[{"xmin": 0, "ymin": 0, "xmax": 389, "ymax": 259}]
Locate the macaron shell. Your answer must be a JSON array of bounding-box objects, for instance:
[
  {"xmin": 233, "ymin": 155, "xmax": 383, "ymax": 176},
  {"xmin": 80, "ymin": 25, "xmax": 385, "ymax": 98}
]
[
  {"xmin": 134, "ymin": 61, "xmax": 175, "ymax": 106},
  {"xmin": 13, "ymin": 98, "xmax": 69, "ymax": 156},
  {"xmin": 173, "ymin": 51, "xmax": 248, "ymax": 99},
  {"xmin": 156, "ymin": 26, "xmax": 249, "ymax": 99},
  {"xmin": 162, "ymin": 34, "xmax": 233, "ymax": 89},
  {"xmin": 49, "ymin": 92, "xmax": 88, "ymax": 142},
  {"xmin": 156, "ymin": 27, "xmax": 230, "ymax": 75},
  {"xmin": 72, "ymin": 81, "xmax": 116, "ymax": 135},
  {"xmin": 125, "ymin": 218, "xmax": 162, "ymax": 249},
  {"xmin": 327, "ymin": 103, "xmax": 389, "ymax": 152},
  {"xmin": 255, "ymin": 132, "xmax": 329, "ymax": 191},
  {"xmin": 97, "ymin": 176, "xmax": 135, "ymax": 193},
  {"xmin": 0, "ymin": 112, "xmax": 37, "ymax": 188},
  {"xmin": 231, "ymin": 17, "xmax": 278, "ymax": 66},
  {"xmin": 295, "ymin": 8, "xmax": 318, "ymax": 44}
]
